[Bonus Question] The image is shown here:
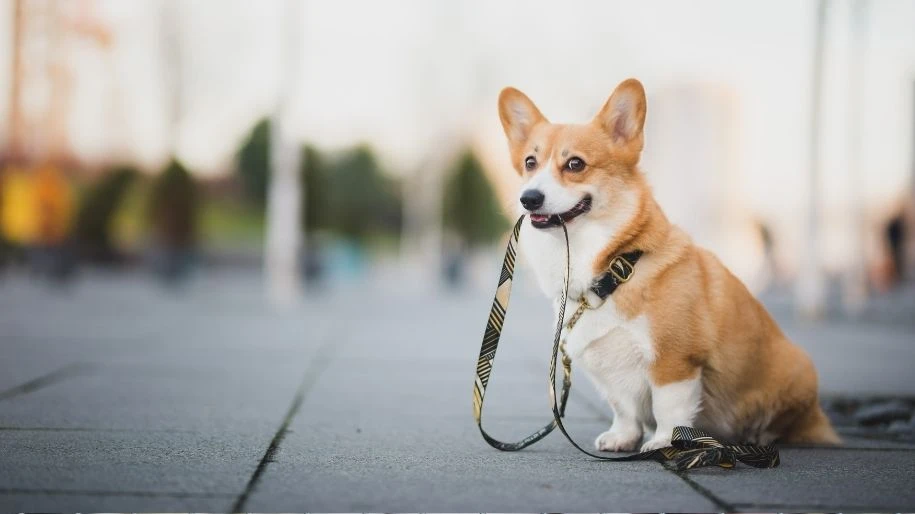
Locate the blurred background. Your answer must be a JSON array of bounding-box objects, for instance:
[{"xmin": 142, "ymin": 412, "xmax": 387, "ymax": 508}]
[
  {"xmin": 3, "ymin": 4, "xmax": 915, "ymax": 508},
  {"xmin": 1, "ymin": 0, "xmax": 914, "ymax": 318}
]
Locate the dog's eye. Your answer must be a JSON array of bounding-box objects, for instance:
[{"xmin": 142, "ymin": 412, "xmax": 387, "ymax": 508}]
[
  {"xmin": 565, "ymin": 157, "xmax": 585, "ymax": 172},
  {"xmin": 524, "ymin": 156, "xmax": 537, "ymax": 171}
]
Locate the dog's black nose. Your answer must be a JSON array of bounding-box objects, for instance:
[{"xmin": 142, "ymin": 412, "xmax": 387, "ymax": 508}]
[{"xmin": 520, "ymin": 189, "xmax": 545, "ymax": 211}]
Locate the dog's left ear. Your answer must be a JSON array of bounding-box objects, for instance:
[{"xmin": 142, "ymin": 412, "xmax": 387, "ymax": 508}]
[{"xmin": 594, "ymin": 78, "xmax": 646, "ymax": 159}]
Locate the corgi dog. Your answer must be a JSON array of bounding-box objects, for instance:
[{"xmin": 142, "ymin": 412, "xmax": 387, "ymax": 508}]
[{"xmin": 497, "ymin": 78, "xmax": 840, "ymax": 452}]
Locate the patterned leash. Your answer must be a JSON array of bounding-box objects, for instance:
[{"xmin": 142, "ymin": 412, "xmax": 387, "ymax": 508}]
[{"xmin": 473, "ymin": 216, "xmax": 780, "ymax": 470}]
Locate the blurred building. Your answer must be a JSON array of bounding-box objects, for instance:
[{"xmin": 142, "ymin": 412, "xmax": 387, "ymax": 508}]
[
  {"xmin": 641, "ymin": 84, "xmax": 766, "ymax": 288},
  {"xmin": 1, "ymin": 0, "xmax": 914, "ymax": 309}
]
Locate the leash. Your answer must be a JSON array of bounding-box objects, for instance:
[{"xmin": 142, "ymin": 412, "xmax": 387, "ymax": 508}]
[{"xmin": 473, "ymin": 215, "xmax": 780, "ymax": 470}]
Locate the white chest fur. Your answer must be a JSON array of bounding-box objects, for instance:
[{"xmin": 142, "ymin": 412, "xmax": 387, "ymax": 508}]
[
  {"xmin": 519, "ymin": 218, "xmax": 617, "ymax": 300},
  {"xmin": 566, "ymin": 300, "xmax": 655, "ymax": 425},
  {"xmin": 519, "ymin": 219, "xmax": 656, "ymax": 422}
]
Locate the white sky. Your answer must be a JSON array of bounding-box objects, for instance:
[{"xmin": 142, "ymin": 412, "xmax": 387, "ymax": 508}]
[{"xmin": 1, "ymin": 0, "xmax": 914, "ymax": 220}]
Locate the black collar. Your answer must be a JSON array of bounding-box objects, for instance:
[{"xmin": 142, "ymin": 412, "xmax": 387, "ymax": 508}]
[{"xmin": 589, "ymin": 250, "xmax": 643, "ymax": 299}]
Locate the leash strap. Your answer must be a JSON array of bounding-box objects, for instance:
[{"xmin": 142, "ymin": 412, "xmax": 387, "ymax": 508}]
[
  {"xmin": 474, "ymin": 215, "xmax": 780, "ymax": 470},
  {"xmin": 473, "ymin": 217, "xmax": 568, "ymax": 451}
]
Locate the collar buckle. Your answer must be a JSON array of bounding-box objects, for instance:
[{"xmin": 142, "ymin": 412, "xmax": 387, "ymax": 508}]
[{"xmin": 608, "ymin": 255, "xmax": 635, "ymax": 283}]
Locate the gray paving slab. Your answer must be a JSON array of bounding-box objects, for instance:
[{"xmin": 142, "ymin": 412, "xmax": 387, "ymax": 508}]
[
  {"xmin": 0, "ymin": 491, "xmax": 235, "ymax": 512},
  {"xmin": 0, "ymin": 354, "xmax": 83, "ymax": 393},
  {"xmin": 834, "ymin": 434, "xmax": 915, "ymax": 449},
  {"xmin": 242, "ymin": 349, "xmax": 714, "ymax": 511},
  {"xmin": 783, "ymin": 321, "xmax": 915, "ymax": 395},
  {"xmin": 244, "ymin": 417, "xmax": 718, "ymax": 512},
  {"xmin": 0, "ymin": 429, "xmax": 260, "ymax": 494},
  {"xmin": 0, "ymin": 364, "xmax": 299, "ymax": 432},
  {"xmin": 0, "ymin": 284, "xmax": 328, "ymax": 432},
  {"xmin": 689, "ymin": 447, "xmax": 915, "ymax": 511},
  {"xmin": 2, "ymin": 272, "xmax": 914, "ymax": 511}
]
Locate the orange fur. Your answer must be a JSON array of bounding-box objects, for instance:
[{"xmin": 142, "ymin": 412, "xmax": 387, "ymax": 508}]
[{"xmin": 498, "ymin": 79, "xmax": 840, "ymax": 446}]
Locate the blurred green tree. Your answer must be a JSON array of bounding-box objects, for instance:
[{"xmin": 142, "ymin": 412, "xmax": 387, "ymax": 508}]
[
  {"xmin": 236, "ymin": 118, "xmax": 270, "ymax": 205},
  {"xmin": 443, "ymin": 149, "xmax": 508, "ymax": 247},
  {"xmin": 300, "ymin": 144, "xmax": 327, "ymax": 235},
  {"xmin": 148, "ymin": 158, "xmax": 199, "ymax": 249},
  {"xmin": 300, "ymin": 145, "xmax": 327, "ymax": 282},
  {"xmin": 74, "ymin": 165, "xmax": 137, "ymax": 260},
  {"xmin": 325, "ymin": 145, "xmax": 402, "ymax": 245}
]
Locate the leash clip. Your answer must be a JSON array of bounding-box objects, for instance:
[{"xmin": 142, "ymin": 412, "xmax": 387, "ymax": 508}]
[{"xmin": 564, "ymin": 297, "xmax": 591, "ymax": 332}]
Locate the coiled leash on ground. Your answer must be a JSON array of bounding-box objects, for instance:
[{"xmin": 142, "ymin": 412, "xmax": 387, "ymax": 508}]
[{"xmin": 472, "ymin": 216, "xmax": 780, "ymax": 471}]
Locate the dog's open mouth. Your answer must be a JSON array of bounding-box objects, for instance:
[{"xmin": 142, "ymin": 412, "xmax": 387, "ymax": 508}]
[{"xmin": 529, "ymin": 196, "xmax": 592, "ymax": 229}]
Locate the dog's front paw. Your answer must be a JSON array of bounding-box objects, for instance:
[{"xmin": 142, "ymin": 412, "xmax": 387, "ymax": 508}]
[
  {"xmin": 640, "ymin": 436, "xmax": 671, "ymax": 452},
  {"xmin": 595, "ymin": 430, "xmax": 640, "ymax": 452}
]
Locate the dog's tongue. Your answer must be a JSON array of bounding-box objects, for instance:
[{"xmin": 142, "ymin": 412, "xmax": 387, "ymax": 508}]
[{"xmin": 529, "ymin": 214, "xmax": 550, "ymax": 223}]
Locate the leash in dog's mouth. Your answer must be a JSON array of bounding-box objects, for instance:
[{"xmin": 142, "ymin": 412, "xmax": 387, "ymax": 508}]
[
  {"xmin": 472, "ymin": 215, "xmax": 780, "ymax": 470},
  {"xmin": 529, "ymin": 195, "xmax": 592, "ymax": 228}
]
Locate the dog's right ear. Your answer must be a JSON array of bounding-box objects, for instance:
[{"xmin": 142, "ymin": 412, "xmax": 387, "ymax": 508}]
[{"xmin": 498, "ymin": 87, "xmax": 547, "ymax": 147}]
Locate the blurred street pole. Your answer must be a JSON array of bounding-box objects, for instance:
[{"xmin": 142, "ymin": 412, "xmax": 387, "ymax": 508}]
[
  {"xmin": 8, "ymin": 0, "xmax": 25, "ymax": 160},
  {"xmin": 44, "ymin": 3, "xmax": 70, "ymax": 161},
  {"xmin": 797, "ymin": 0, "xmax": 829, "ymax": 319},
  {"xmin": 911, "ymin": 81, "xmax": 915, "ymax": 276},
  {"xmin": 161, "ymin": 1, "xmax": 182, "ymax": 153},
  {"xmin": 401, "ymin": 141, "xmax": 451, "ymax": 286},
  {"xmin": 843, "ymin": 0, "xmax": 869, "ymax": 315},
  {"xmin": 265, "ymin": 0, "xmax": 303, "ymax": 305},
  {"xmin": 69, "ymin": 1, "xmax": 121, "ymax": 159},
  {"xmin": 400, "ymin": 3, "xmax": 465, "ymax": 288}
]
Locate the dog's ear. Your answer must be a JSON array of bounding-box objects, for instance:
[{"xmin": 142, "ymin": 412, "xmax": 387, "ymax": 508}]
[
  {"xmin": 594, "ymin": 78, "xmax": 646, "ymax": 159},
  {"xmin": 498, "ymin": 87, "xmax": 547, "ymax": 147}
]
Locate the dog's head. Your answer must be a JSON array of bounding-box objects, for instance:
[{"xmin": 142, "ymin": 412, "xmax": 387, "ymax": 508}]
[{"xmin": 498, "ymin": 79, "xmax": 647, "ymax": 229}]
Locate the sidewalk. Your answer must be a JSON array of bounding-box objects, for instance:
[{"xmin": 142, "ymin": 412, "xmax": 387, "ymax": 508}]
[{"xmin": 1, "ymin": 271, "xmax": 913, "ymax": 511}]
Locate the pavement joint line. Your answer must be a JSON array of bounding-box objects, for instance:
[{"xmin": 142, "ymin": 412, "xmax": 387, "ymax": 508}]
[
  {"xmin": 0, "ymin": 363, "xmax": 94, "ymax": 402},
  {"xmin": 660, "ymin": 461, "xmax": 737, "ymax": 511},
  {"xmin": 548, "ymin": 362, "xmax": 740, "ymax": 511},
  {"xmin": 522, "ymin": 337, "xmax": 915, "ymax": 509},
  {"xmin": 230, "ymin": 338, "xmax": 339, "ymax": 512},
  {"xmin": 0, "ymin": 488, "xmax": 235, "ymax": 498},
  {"xmin": 525, "ymin": 358, "xmax": 738, "ymax": 510}
]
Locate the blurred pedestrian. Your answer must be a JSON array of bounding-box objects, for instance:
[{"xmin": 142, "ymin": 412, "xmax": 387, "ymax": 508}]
[
  {"xmin": 0, "ymin": 163, "xmax": 76, "ymax": 281},
  {"xmin": 148, "ymin": 159, "xmax": 198, "ymax": 285}
]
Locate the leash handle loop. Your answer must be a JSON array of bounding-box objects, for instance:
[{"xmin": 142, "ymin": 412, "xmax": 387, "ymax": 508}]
[{"xmin": 472, "ymin": 216, "xmax": 571, "ymax": 451}]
